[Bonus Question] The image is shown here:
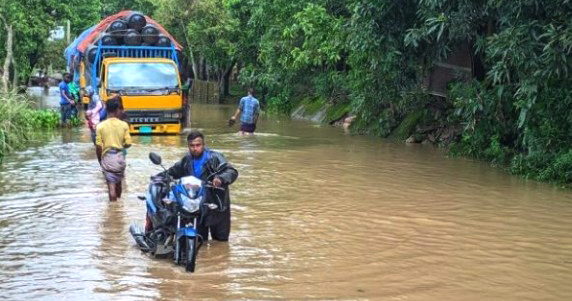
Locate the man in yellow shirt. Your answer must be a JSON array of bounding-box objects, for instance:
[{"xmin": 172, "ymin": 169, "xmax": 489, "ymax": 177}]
[{"xmin": 96, "ymin": 96, "xmax": 132, "ymax": 201}]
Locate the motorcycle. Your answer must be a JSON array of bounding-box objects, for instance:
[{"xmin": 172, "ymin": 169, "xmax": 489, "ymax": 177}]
[{"xmin": 129, "ymin": 152, "xmax": 225, "ymax": 272}]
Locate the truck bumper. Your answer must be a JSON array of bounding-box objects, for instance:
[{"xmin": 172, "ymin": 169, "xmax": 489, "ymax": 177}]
[{"xmin": 130, "ymin": 123, "xmax": 181, "ymax": 134}]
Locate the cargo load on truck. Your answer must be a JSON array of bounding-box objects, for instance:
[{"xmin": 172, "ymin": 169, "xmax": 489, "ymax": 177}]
[{"xmin": 64, "ymin": 11, "xmax": 187, "ymax": 135}]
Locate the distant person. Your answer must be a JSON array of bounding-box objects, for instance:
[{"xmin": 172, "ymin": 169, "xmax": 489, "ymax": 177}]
[
  {"xmin": 99, "ymin": 95, "xmax": 129, "ymax": 124},
  {"xmin": 58, "ymin": 73, "xmax": 75, "ymax": 126},
  {"xmin": 68, "ymin": 80, "xmax": 81, "ymax": 117},
  {"xmin": 230, "ymin": 88, "xmax": 260, "ymax": 135},
  {"xmin": 118, "ymin": 97, "xmax": 129, "ymax": 124},
  {"xmin": 96, "ymin": 96, "xmax": 132, "ymax": 202},
  {"xmin": 85, "ymin": 86, "xmax": 104, "ymax": 144}
]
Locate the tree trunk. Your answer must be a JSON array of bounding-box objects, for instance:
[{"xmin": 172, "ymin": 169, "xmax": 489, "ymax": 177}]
[
  {"xmin": 179, "ymin": 21, "xmax": 198, "ymax": 79},
  {"xmin": 1, "ymin": 21, "xmax": 13, "ymax": 93},
  {"xmin": 11, "ymin": 56, "xmax": 18, "ymax": 93},
  {"xmin": 191, "ymin": 59, "xmax": 199, "ymax": 80},
  {"xmin": 200, "ymin": 57, "xmax": 207, "ymax": 81},
  {"xmin": 222, "ymin": 60, "xmax": 236, "ymax": 96},
  {"xmin": 235, "ymin": 62, "xmax": 242, "ymax": 82},
  {"xmin": 217, "ymin": 68, "xmax": 224, "ymax": 95}
]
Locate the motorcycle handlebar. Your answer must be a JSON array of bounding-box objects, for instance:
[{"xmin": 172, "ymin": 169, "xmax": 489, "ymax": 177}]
[
  {"xmin": 151, "ymin": 173, "xmax": 172, "ymax": 184},
  {"xmin": 151, "ymin": 173, "xmax": 225, "ymax": 192},
  {"xmin": 203, "ymin": 182, "xmax": 225, "ymax": 191}
]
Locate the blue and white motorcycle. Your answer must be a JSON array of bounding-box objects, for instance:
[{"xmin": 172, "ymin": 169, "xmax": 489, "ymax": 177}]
[{"xmin": 130, "ymin": 152, "xmax": 223, "ymax": 272}]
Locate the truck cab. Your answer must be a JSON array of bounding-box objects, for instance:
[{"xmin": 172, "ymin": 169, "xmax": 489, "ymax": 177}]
[
  {"xmin": 79, "ymin": 42, "xmax": 185, "ymax": 134},
  {"xmin": 99, "ymin": 57, "xmax": 183, "ymax": 134}
]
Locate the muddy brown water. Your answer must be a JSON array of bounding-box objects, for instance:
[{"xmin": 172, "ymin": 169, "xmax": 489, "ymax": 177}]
[{"xmin": 1, "ymin": 103, "xmax": 572, "ymax": 300}]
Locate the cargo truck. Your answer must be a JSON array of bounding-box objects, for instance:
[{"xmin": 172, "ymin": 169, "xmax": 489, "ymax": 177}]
[{"xmin": 65, "ymin": 11, "xmax": 187, "ymax": 134}]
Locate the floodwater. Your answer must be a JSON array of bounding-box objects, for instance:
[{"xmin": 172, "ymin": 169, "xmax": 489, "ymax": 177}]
[
  {"xmin": 26, "ymin": 86, "xmax": 61, "ymax": 109},
  {"xmin": 1, "ymin": 100, "xmax": 572, "ymax": 300}
]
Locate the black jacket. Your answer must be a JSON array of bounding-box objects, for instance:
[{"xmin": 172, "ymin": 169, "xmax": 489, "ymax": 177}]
[{"xmin": 164, "ymin": 150, "xmax": 238, "ymax": 225}]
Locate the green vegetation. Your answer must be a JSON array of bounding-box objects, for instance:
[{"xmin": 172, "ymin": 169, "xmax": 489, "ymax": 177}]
[
  {"xmin": 324, "ymin": 102, "xmax": 350, "ymax": 124},
  {"xmin": 0, "ymin": 93, "xmax": 62, "ymax": 162},
  {"xmin": 155, "ymin": 0, "xmax": 569, "ymax": 186},
  {"xmin": 299, "ymin": 96, "xmax": 326, "ymax": 116},
  {"xmin": 220, "ymin": 82, "xmax": 244, "ymax": 104},
  {"xmin": 390, "ymin": 110, "xmax": 426, "ymax": 141},
  {"xmin": 0, "ymin": 0, "xmax": 156, "ymax": 91}
]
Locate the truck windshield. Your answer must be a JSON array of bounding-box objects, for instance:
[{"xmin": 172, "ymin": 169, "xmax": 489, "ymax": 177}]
[{"xmin": 107, "ymin": 62, "xmax": 179, "ymax": 91}]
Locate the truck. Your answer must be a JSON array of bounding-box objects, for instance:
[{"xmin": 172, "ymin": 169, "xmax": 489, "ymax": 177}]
[{"xmin": 65, "ymin": 11, "xmax": 187, "ymax": 134}]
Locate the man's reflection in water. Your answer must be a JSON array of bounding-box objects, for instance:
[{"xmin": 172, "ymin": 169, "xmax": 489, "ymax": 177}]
[
  {"xmin": 61, "ymin": 128, "xmax": 73, "ymax": 144},
  {"xmin": 152, "ymin": 242, "xmax": 232, "ymax": 300},
  {"xmin": 93, "ymin": 202, "xmax": 129, "ymax": 294}
]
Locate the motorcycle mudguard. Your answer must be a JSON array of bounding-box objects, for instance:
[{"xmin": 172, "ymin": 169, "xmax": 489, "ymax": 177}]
[
  {"xmin": 146, "ymin": 183, "xmax": 168, "ymax": 214},
  {"xmin": 176, "ymin": 227, "xmax": 198, "ymax": 240},
  {"xmin": 146, "ymin": 198, "xmax": 157, "ymax": 214}
]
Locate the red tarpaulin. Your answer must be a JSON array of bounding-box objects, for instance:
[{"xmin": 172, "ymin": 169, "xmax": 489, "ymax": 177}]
[{"xmin": 76, "ymin": 10, "xmax": 183, "ymax": 53}]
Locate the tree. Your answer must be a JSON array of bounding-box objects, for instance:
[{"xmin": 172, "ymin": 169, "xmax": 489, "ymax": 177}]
[
  {"xmin": 101, "ymin": 0, "xmax": 156, "ymax": 17},
  {"xmin": 154, "ymin": 0, "xmax": 198, "ymax": 79},
  {"xmin": 0, "ymin": 13, "xmax": 13, "ymax": 92},
  {"xmin": 67, "ymin": 0, "xmax": 102, "ymax": 35},
  {"xmin": 0, "ymin": 0, "xmax": 73, "ymax": 89},
  {"xmin": 186, "ymin": 0, "xmax": 239, "ymax": 94}
]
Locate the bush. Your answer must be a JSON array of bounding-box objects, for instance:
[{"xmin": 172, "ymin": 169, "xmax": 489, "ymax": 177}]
[
  {"xmin": 542, "ymin": 151, "xmax": 572, "ymax": 184},
  {"xmin": 0, "ymin": 93, "xmax": 64, "ymax": 162},
  {"xmin": 447, "ymin": 81, "xmax": 572, "ymax": 185}
]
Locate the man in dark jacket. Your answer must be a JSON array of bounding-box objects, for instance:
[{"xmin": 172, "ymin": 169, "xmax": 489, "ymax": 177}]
[{"xmin": 164, "ymin": 131, "xmax": 238, "ymax": 241}]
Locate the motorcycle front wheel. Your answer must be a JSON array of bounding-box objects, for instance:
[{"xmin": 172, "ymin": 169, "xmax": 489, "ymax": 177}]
[{"xmin": 185, "ymin": 237, "xmax": 198, "ymax": 272}]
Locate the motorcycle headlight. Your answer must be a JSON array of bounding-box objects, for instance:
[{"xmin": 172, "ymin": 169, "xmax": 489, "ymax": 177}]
[{"xmin": 181, "ymin": 194, "xmax": 201, "ymax": 213}]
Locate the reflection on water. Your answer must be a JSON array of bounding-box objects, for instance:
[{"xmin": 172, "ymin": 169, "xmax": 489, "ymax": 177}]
[
  {"xmin": 1, "ymin": 104, "xmax": 572, "ymax": 300},
  {"xmin": 27, "ymin": 86, "xmax": 61, "ymax": 109}
]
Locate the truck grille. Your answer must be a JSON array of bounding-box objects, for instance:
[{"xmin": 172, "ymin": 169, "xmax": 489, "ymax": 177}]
[{"xmin": 126, "ymin": 109, "xmax": 182, "ymax": 124}]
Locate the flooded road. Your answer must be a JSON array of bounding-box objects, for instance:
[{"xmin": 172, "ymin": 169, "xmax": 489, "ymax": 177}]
[{"xmin": 1, "ymin": 103, "xmax": 572, "ymax": 300}]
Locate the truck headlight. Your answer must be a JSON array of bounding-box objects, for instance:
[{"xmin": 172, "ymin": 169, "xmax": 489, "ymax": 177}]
[{"xmin": 164, "ymin": 111, "xmax": 181, "ymax": 119}]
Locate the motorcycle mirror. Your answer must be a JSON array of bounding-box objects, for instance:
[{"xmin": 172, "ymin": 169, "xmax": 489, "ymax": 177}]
[{"xmin": 149, "ymin": 152, "xmax": 162, "ymax": 165}]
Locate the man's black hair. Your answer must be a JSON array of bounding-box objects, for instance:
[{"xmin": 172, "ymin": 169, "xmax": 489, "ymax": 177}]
[
  {"xmin": 187, "ymin": 130, "xmax": 204, "ymax": 142},
  {"xmin": 106, "ymin": 95, "xmax": 121, "ymax": 113}
]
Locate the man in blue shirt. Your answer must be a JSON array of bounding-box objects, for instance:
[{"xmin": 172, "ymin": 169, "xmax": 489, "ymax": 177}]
[
  {"xmin": 230, "ymin": 88, "xmax": 260, "ymax": 135},
  {"xmin": 160, "ymin": 131, "xmax": 239, "ymax": 241},
  {"xmin": 59, "ymin": 73, "xmax": 75, "ymax": 126}
]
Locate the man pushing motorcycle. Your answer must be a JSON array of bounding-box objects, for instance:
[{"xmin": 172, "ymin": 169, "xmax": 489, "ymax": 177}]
[{"xmin": 159, "ymin": 131, "xmax": 238, "ymax": 241}]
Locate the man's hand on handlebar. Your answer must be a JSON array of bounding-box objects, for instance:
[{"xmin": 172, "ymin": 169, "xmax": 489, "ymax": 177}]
[{"xmin": 212, "ymin": 176, "xmax": 222, "ymax": 188}]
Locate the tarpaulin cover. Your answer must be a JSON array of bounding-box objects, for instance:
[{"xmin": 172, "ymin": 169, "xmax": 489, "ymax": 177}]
[
  {"xmin": 74, "ymin": 10, "xmax": 182, "ymax": 54},
  {"xmin": 64, "ymin": 25, "xmax": 96, "ymax": 67}
]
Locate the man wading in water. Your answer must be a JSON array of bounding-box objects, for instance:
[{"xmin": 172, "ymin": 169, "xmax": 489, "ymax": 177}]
[
  {"xmin": 96, "ymin": 96, "xmax": 132, "ymax": 201},
  {"xmin": 230, "ymin": 88, "xmax": 260, "ymax": 135},
  {"xmin": 58, "ymin": 73, "xmax": 75, "ymax": 127},
  {"xmin": 161, "ymin": 131, "xmax": 238, "ymax": 241}
]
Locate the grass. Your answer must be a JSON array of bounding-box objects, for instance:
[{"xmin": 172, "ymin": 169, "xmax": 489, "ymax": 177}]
[{"xmin": 0, "ymin": 93, "xmax": 62, "ymax": 163}]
